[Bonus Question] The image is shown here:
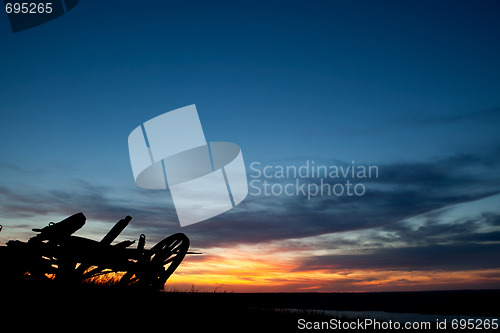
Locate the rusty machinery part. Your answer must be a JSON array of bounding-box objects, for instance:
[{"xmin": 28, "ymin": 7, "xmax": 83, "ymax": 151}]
[
  {"xmin": 120, "ymin": 232, "xmax": 190, "ymax": 289},
  {"xmin": 1, "ymin": 213, "xmax": 191, "ymax": 290},
  {"xmin": 149, "ymin": 233, "xmax": 190, "ymax": 289}
]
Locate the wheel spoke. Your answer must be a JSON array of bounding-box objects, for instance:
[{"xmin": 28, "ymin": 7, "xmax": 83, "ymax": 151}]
[{"xmin": 137, "ymin": 233, "xmax": 189, "ymax": 289}]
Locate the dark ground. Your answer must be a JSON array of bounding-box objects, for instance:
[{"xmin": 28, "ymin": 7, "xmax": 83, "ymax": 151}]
[{"xmin": 1, "ymin": 282, "xmax": 499, "ymax": 332}]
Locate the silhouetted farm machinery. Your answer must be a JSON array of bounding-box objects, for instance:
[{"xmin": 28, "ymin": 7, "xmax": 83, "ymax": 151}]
[{"xmin": 0, "ymin": 213, "xmax": 192, "ymax": 289}]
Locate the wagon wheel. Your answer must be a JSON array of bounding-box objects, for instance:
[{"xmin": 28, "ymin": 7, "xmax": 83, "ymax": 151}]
[{"xmin": 144, "ymin": 233, "xmax": 189, "ymax": 289}]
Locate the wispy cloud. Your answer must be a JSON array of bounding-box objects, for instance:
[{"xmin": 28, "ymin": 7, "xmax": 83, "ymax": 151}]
[
  {"xmin": 184, "ymin": 148, "xmax": 500, "ymax": 248},
  {"xmin": 415, "ymin": 107, "xmax": 500, "ymax": 125},
  {"xmin": 2, "ymin": 147, "xmax": 500, "ymax": 248},
  {"xmin": 291, "ymin": 202, "xmax": 500, "ymax": 272}
]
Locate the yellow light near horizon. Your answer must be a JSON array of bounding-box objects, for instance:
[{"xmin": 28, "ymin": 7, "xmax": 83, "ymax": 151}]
[{"xmin": 167, "ymin": 249, "xmax": 500, "ymax": 292}]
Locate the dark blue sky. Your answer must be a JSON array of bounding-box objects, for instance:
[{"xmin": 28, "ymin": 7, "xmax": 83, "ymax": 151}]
[
  {"xmin": 2, "ymin": 1, "xmax": 500, "ymax": 167},
  {"xmin": 1, "ymin": 1, "xmax": 500, "ymax": 290}
]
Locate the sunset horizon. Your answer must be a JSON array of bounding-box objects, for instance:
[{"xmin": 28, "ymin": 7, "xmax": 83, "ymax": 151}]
[{"xmin": 1, "ymin": 2, "xmax": 500, "ymax": 329}]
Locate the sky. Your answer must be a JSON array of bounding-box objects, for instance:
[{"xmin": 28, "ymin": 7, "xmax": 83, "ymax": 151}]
[{"xmin": 1, "ymin": 0, "xmax": 500, "ymax": 292}]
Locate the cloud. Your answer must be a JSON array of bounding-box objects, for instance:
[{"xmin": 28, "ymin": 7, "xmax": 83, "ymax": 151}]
[
  {"xmin": 415, "ymin": 107, "xmax": 500, "ymax": 125},
  {"xmin": 296, "ymin": 243, "xmax": 500, "ymax": 272},
  {"xmin": 293, "ymin": 210, "xmax": 500, "ymax": 273},
  {"xmin": 1, "ymin": 146, "xmax": 500, "ymax": 250},
  {"xmin": 184, "ymin": 149, "xmax": 500, "ymax": 248},
  {"xmin": 0, "ymin": 177, "xmax": 184, "ymax": 244}
]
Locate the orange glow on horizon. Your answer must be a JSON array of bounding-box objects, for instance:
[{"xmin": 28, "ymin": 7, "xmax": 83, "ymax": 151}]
[{"xmin": 164, "ymin": 245, "xmax": 500, "ymax": 293}]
